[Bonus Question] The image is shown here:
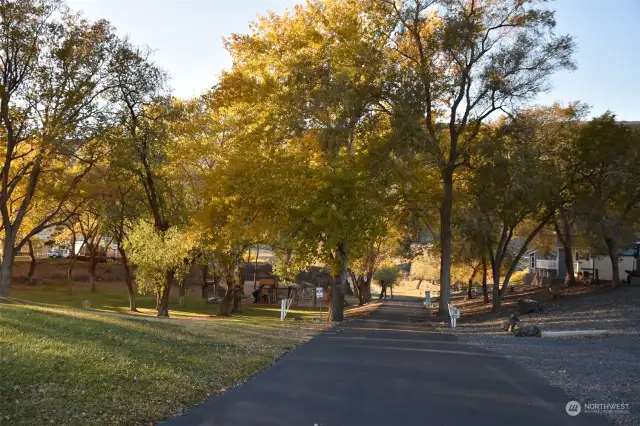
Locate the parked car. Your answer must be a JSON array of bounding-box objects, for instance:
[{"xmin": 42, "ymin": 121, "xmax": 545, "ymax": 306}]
[{"xmin": 47, "ymin": 248, "xmax": 69, "ymax": 258}]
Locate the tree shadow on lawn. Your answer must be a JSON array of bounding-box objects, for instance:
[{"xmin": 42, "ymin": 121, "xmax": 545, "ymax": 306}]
[
  {"xmin": 0, "ymin": 303, "xmax": 298, "ymax": 426},
  {"xmin": 11, "ymin": 281, "xmax": 324, "ymax": 321},
  {"xmin": 1, "ymin": 302, "xmax": 301, "ymax": 355}
]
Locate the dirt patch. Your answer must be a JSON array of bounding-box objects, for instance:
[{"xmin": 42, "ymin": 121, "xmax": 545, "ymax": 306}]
[{"xmin": 448, "ymin": 284, "xmax": 640, "ymax": 336}]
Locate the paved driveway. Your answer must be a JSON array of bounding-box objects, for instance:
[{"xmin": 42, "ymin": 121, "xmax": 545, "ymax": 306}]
[{"xmin": 160, "ymin": 300, "xmax": 608, "ymax": 426}]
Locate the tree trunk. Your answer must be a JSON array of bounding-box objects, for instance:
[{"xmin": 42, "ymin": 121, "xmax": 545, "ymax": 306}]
[
  {"xmin": 67, "ymin": 231, "xmax": 80, "ymax": 296},
  {"xmin": 439, "ymin": 167, "xmax": 453, "ymax": 315},
  {"xmin": 467, "ymin": 267, "xmax": 478, "ymax": 300},
  {"xmin": 352, "ymin": 276, "xmax": 360, "ymax": 299},
  {"xmin": 156, "ymin": 270, "xmax": 173, "ymax": 317},
  {"xmin": 88, "ymin": 248, "xmax": 98, "ymax": 293},
  {"xmin": 217, "ymin": 274, "xmax": 235, "ymax": 317},
  {"xmin": 179, "ymin": 284, "xmax": 185, "ymax": 308},
  {"xmin": 564, "ymin": 249, "xmax": 577, "ymax": 286},
  {"xmin": 213, "ymin": 269, "xmax": 221, "ymax": 298},
  {"xmin": 27, "ymin": 239, "xmax": 37, "ymax": 284},
  {"xmin": 67, "ymin": 258, "xmax": 74, "ymax": 295},
  {"xmin": 491, "ymin": 262, "xmax": 501, "ymax": 313},
  {"xmin": 605, "ymin": 237, "xmax": 620, "ymax": 287},
  {"xmin": 500, "ymin": 219, "xmax": 551, "ymax": 298},
  {"xmin": 554, "ymin": 213, "xmax": 577, "ymax": 287},
  {"xmin": 253, "ymin": 246, "xmax": 259, "ymax": 291},
  {"xmin": 343, "ymin": 279, "xmax": 354, "ymax": 296},
  {"xmin": 211, "ymin": 265, "xmax": 222, "ymax": 296},
  {"xmin": 231, "ymin": 263, "xmax": 244, "ymax": 314},
  {"xmin": 67, "ymin": 255, "xmax": 78, "ymax": 296},
  {"xmin": 331, "ymin": 242, "xmax": 347, "ymax": 322},
  {"xmin": 0, "ymin": 234, "xmax": 16, "ymax": 297},
  {"xmin": 356, "ymin": 276, "xmax": 365, "ymax": 306},
  {"xmin": 201, "ymin": 264, "xmax": 209, "ymax": 303},
  {"xmin": 231, "ymin": 284, "xmax": 243, "ymax": 314},
  {"xmin": 481, "ymin": 257, "xmax": 489, "ymax": 304},
  {"xmin": 364, "ymin": 272, "xmax": 373, "ymax": 303},
  {"xmin": 416, "ymin": 279, "xmax": 422, "ymax": 289},
  {"xmin": 348, "ymin": 269, "xmax": 359, "ymax": 300},
  {"xmin": 118, "ymin": 247, "xmax": 137, "ymax": 312}
]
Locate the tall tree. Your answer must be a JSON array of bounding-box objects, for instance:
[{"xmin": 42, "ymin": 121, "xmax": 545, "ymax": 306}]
[
  {"xmin": 109, "ymin": 40, "xmax": 189, "ymax": 316},
  {"xmin": 467, "ymin": 107, "xmax": 573, "ymax": 311},
  {"xmin": 101, "ymin": 176, "xmax": 143, "ymax": 312},
  {"xmin": 0, "ymin": 0, "xmax": 118, "ymax": 296},
  {"xmin": 381, "ymin": 0, "xmax": 576, "ymax": 314},
  {"xmin": 553, "ymin": 205, "xmax": 577, "ymax": 286},
  {"xmin": 218, "ymin": 0, "xmax": 393, "ymax": 321},
  {"xmin": 569, "ymin": 115, "xmax": 640, "ymax": 287},
  {"xmin": 198, "ymin": 133, "xmax": 306, "ymax": 316}
]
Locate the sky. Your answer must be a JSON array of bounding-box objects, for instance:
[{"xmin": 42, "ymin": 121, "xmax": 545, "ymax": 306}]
[{"xmin": 68, "ymin": 0, "xmax": 640, "ymax": 120}]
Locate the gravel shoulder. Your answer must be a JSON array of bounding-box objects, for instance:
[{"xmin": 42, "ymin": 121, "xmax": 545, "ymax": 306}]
[{"xmin": 439, "ymin": 285, "xmax": 640, "ymax": 426}]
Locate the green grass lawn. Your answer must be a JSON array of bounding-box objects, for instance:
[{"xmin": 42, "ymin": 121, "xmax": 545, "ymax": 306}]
[
  {"xmin": 9, "ymin": 281, "xmax": 323, "ymax": 320},
  {"xmin": 0, "ymin": 282, "xmax": 330, "ymax": 426}
]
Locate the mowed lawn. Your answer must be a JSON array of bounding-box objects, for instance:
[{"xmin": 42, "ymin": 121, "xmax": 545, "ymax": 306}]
[
  {"xmin": 0, "ymin": 283, "xmax": 332, "ymax": 426},
  {"xmin": 8, "ymin": 281, "xmax": 324, "ymax": 320}
]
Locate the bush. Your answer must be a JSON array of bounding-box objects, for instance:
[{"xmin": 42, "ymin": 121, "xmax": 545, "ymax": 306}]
[
  {"xmin": 374, "ymin": 266, "xmax": 399, "ymax": 287},
  {"xmin": 510, "ymin": 270, "xmax": 529, "ymax": 285}
]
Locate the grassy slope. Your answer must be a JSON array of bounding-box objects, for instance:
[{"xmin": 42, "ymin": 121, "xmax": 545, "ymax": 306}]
[
  {"xmin": 0, "ymin": 283, "xmax": 330, "ymax": 426},
  {"xmin": 8, "ymin": 281, "xmax": 322, "ymax": 320}
]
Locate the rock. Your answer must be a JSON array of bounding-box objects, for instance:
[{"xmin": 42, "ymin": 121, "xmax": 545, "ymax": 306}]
[
  {"xmin": 502, "ymin": 314, "xmax": 520, "ymax": 332},
  {"xmin": 513, "ymin": 324, "xmax": 542, "ymax": 337},
  {"xmin": 518, "ymin": 299, "xmax": 543, "ymax": 315},
  {"xmin": 293, "ymin": 316, "xmax": 303, "ymax": 321}
]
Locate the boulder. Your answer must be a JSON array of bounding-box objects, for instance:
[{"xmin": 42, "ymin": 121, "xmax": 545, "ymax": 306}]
[
  {"xmin": 513, "ymin": 324, "xmax": 542, "ymax": 337},
  {"xmin": 511, "ymin": 323, "xmax": 523, "ymax": 335},
  {"xmin": 502, "ymin": 314, "xmax": 520, "ymax": 332},
  {"xmin": 293, "ymin": 316, "xmax": 304, "ymax": 321},
  {"xmin": 518, "ymin": 299, "xmax": 543, "ymax": 315}
]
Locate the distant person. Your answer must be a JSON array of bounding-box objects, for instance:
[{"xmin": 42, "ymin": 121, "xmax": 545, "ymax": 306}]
[
  {"xmin": 378, "ymin": 280, "xmax": 387, "ymax": 300},
  {"xmin": 252, "ymin": 286, "xmax": 262, "ymax": 304}
]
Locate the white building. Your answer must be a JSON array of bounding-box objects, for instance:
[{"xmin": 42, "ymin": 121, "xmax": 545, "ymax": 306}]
[{"xmin": 530, "ymin": 241, "xmax": 638, "ymax": 282}]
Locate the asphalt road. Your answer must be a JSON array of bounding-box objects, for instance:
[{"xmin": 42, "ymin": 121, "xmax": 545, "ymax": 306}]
[{"xmin": 160, "ymin": 299, "xmax": 609, "ymax": 426}]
